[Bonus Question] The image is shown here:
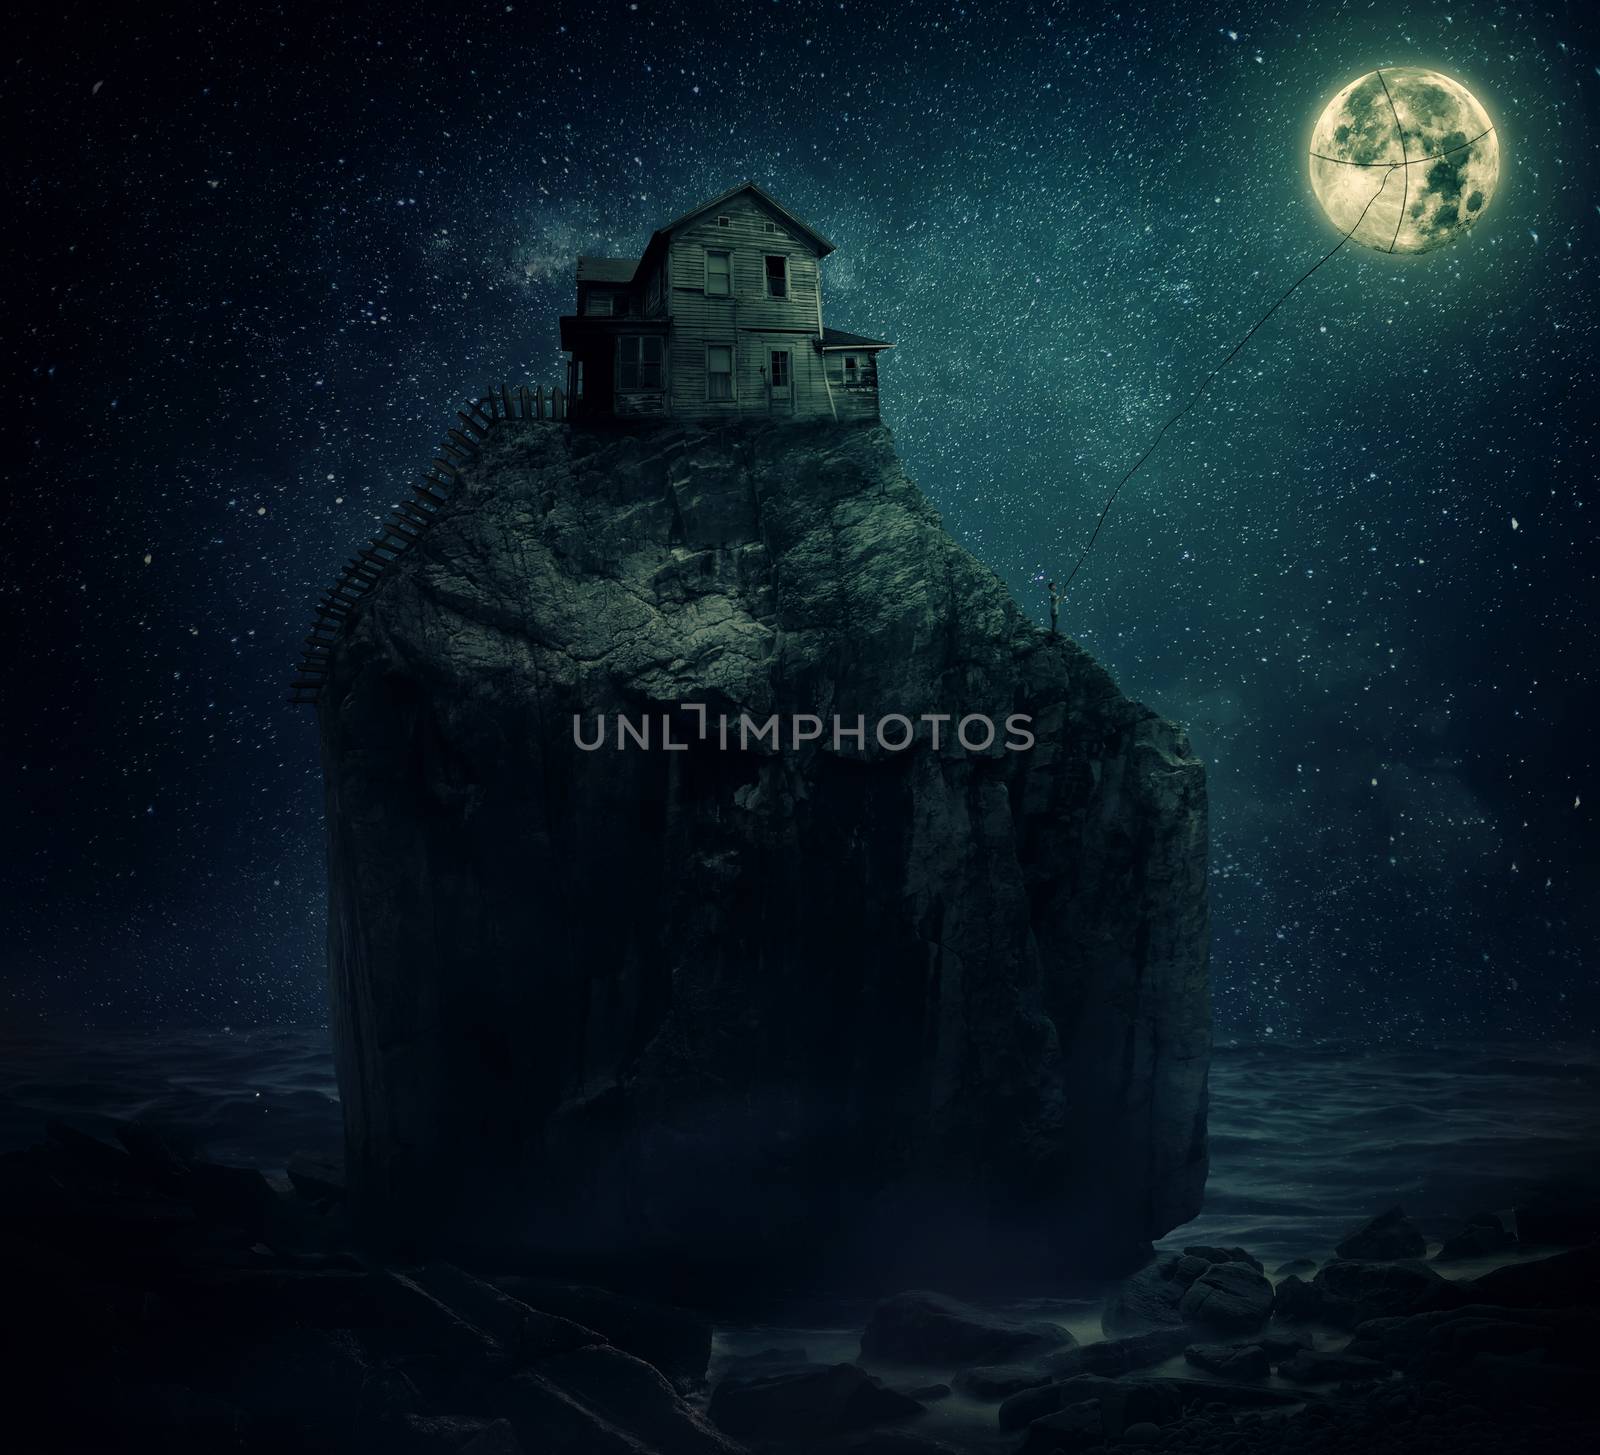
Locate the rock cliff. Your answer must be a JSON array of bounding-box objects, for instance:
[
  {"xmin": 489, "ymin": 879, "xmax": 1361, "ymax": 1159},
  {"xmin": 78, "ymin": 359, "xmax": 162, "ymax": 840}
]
[{"xmin": 317, "ymin": 419, "xmax": 1210, "ymax": 1287}]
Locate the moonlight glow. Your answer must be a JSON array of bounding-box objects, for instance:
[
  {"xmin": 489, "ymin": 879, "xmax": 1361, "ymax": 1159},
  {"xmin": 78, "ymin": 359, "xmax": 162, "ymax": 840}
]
[{"xmin": 1309, "ymin": 67, "xmax": 1499, "ymax": 253}]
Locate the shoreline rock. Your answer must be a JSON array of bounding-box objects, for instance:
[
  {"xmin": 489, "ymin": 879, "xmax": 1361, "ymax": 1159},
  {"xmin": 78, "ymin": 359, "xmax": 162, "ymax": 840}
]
[{"xmin": 1334, "ymin": 1206, "xmax": 1426, "ymax": 1262}]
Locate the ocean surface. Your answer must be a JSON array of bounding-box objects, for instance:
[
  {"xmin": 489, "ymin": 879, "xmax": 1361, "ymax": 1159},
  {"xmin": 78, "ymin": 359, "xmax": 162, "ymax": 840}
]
[
  {"xmin": 5, "ymin": 1029, "xmax": 1594, "ymax": 1260},
  {"xmin": 2, "ymin": 1027, "xmax": 1595, "ymax": 1446}
]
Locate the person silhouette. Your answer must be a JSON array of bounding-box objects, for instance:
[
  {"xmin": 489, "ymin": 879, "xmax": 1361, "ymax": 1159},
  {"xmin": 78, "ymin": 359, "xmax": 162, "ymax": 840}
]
[{"xmin": 1047, "ymin": 579, "xmax": 1060, "ymax": 634}]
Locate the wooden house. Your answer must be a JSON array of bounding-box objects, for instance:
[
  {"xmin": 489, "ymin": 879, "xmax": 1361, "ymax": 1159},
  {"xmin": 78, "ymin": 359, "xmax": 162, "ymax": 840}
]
[{"xmin": 558, "ymin": 182, "xmax": 893, "ymax": 424}]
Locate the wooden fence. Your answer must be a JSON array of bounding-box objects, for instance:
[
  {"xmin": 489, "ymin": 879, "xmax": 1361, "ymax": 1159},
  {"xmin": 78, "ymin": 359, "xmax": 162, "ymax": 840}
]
[{"xmin": 289, "ymin": 384, "xmax": 567, "ymax": 706}]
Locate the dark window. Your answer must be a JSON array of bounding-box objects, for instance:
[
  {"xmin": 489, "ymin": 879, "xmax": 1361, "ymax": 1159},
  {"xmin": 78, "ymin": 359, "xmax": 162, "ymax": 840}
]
[
  {"xmin": 843, "ymin": 354, "xmax": 859, "ymax": 385},
  {"xmin": 769, "ymin": 351, "xmax": 790, "ymax": 387},
  {"xmin": 707, "ymin": 344, "xmax": 733, "ymax": 400},
  {"xmin": 717, "ymin": 215, "xmax": 731, "ymax": 227},
  {"xmin": 705, "ymin": 249, "xmax": 732, "ymax": 297},
  {"xmin": 619, "ymin": 335, "xmax": 664, "ymax": 390},
  {"xmin": 764, "ymin": 255, "xmax": 788, "ymax": 298}
]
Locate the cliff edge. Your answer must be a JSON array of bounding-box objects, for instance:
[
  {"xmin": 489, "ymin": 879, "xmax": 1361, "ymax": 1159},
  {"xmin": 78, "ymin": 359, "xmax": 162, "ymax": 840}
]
[{"xmin": 318, "ymin": 419, "xmax": 1210, "ymax": 1287}]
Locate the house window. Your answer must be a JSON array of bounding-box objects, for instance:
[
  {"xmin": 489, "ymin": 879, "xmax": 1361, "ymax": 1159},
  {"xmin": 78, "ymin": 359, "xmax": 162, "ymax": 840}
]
[
  {"xmin": 717, "ymin": 215, "xmax": 731, "ymax": 227},
  {"xmin": 707, "ymin": 344, "xmax": 734, "ymax": 401},
  {"xmin": 764, "ymin": 255, "xmax": 788, "ymax": 298},
  {"xmin": 843, "ymin": 354, "xmax": 859, "ymax": 386},
  {"xmin": 769, "ymin": 350, "xmax": 790, "ymax": 387},
  {"xmin": 619, "ymin": 335, "xmax": 664, "ymax": 390},
  {"xmin": 705, "ymin": 249, "xmax": 732, "ymax": 297},
  {"xmin": 587, "ymin": 292, "xmax": 613, "ymax": 317},
  {"xmin": 763, "ymin": 222, "xmax": 777, "ymax": 234}
]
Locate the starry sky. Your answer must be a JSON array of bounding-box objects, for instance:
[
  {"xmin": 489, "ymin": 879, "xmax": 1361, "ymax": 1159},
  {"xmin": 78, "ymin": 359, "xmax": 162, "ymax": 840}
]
[{"xmin": 4, "ymin": 0, "xmax": 1597, "ymax": 1039}]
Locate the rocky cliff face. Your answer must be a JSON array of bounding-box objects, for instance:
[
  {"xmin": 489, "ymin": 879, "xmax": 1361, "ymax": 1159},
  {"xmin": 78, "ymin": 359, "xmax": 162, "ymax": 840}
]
[{"xmin": 318, "ymin": 419, "xmax": 1210, "ymax": 1287}]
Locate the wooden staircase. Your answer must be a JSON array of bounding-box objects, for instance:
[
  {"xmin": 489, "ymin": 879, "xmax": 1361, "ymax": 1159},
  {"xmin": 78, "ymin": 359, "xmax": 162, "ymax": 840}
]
[{"xmin": 290, "ymin": 384, "xmax": 566, "ymax": 707}]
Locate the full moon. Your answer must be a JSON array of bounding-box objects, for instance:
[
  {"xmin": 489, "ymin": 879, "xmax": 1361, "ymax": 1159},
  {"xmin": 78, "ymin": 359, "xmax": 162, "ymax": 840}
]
[{"xmin": 1309, "ymin": 68, "xmax": 1499, "ymax": 253}]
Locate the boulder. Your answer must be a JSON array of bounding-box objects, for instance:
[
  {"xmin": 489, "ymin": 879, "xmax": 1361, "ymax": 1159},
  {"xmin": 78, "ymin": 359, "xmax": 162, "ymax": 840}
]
[
  {"xmin": 1183, "ymin": 1342, "xmax": 1270, "ymax": 1379},
  {"xmin": 318, "ymin": 420, "xmax": 1211, "ymax": 1282},
  {"xmin": 1450, "ymin": 1351, "xmax": 1590, "ymax": 1414},
  {"xmin": 1334, "ymin": 1206, "xmax": 1426, "ymax": 1262},
  {"xmin": 950, "ymin": 1363, "xmax": 1053, "ymax": 1400},
  {"xmin": 860, "ymin": 1290, "xmax": 1071, "ymax": 1364},
  {"xmin": 1276, "ymin": 1349, "xmax": 1388, "ymax": 1383},
  {"xmin": 1043, "ymin": 1326, "xmax": 1190, "ymax": 1378},
  {"xmin": 492, "ymin": 1354, "xmax": 741, "ymax": 1455},
  {"xmin": 998, "ymin": 1372, "xmax": 1306, "ymax": 1432},
  {"xmin": 1098, "ymin": 1378, "xmax": 1182, "ymax": 1434},
  {"xmin": 1017, "ymin": 1401, "xmax": 1104, "ymax": 1454},
  {"xmin": 1433, "ymin": 1216, "xmax": 1514, "ymax": 1262},
  {"xmin": 1273, "ymin": 1257, "xmax": 1317, "ymax": 1277},
  {"xmin": 1100, "ymin": 1252, "xmax": 1211, "ymax": 1335},
  {"xmin": 999, "ymin": 1374, "xmax": 1122, "ymax": 1432},
  {"xmin": 489, "ymin": 1275, "xmax": 711, "ymax": 1389},
  {"xmin": 1177, "ymin": 1260, "xmax": 1273, "ymax": 1334},
  {"xmin": 708, "ymin": 1363, "xmax": 922, "ymax": 1440},
  {"xmin": 1154, "ymin": 1377, "xmax": 1309, "ymax": 1407},
  {"xmin": 1295, "ymin": 1259, "xmax": 1461, "ymax": 1327},
  {"xmin": 1466, "ymin": 1244, "xmax": 1600, "ymax": 1308},
  {"xmin": 1256, "ymin": 1332, "xmax": 1311, "ymax": 1359},
  {"xmin": 1272, "ymin": 1272, "xmax": 1348, "ymax": 1325},
  {"xmin": 1183, "ymin": 1245, "xmax": 1264, "ymax": 1272},
  {"xmin": 372, "ymin": 1268, "xmax": 740, "ymax": 1454},
  {"xmin": 1352, "ymin": 1304, "xmax": 1590, "ymax": 1377}
]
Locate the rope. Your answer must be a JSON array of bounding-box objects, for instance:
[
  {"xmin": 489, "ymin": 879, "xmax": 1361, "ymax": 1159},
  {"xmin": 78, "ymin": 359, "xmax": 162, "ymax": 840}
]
[
  {"xmin": 1059, "ymin": 162, "xmax": 1400, "ymax": 597},
  {"xmin": 1374, "ymin": 69, "xmax": 1410, "ymax": 254}
]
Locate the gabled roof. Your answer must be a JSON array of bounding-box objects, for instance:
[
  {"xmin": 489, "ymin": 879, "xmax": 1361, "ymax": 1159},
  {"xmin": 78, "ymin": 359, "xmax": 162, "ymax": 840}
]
[
  {"xmin": 657, "ymin": 182, "xmax": 836, "ymax": 257},
  {"xmin": 576, "ymin": 256, "xmax": 639, "ymax": 284},
  {"xmin": 820, "ymin": 327, "xmax": 893, "ymax": 350},
  {"xmin": 575, "ymin": 185, "xmax": 835, "ymax": 290},
  {"xmin": 623, "ymin": 183, "xmax": 837, "ymax": 284}
]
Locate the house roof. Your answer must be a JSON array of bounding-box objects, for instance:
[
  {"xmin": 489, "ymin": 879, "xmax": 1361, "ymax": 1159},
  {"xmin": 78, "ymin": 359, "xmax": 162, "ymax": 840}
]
[
  {"xmin": 657, "ymin": 182, "xmax": 836, "ymax": 257},
  {"xmin": 631, "ymin": 183, "xmax": 838, "ymax": 281},
  {"xmin": 577, "ymin": 185, "xmax": 837, "ymax": 289},
  {"xmin": 819, "ymin": 327, "xmax": 893, "ymax": 351},
  {"xmin": 576, "ymin": 256, "xmax": 639, "ymax": 284}
]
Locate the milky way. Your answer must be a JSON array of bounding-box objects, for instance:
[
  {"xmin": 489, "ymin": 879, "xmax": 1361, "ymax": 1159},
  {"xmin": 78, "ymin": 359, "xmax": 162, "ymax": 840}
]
[{"xmin": 4, "ymin": 1, "xmax": 1597, "ymax": 1040}]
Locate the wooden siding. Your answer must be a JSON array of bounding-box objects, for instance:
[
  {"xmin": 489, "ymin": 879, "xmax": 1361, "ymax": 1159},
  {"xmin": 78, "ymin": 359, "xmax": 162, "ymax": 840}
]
[{"xmin": 667, "ymin": 192, "xmax": 838, "ymax": 421}]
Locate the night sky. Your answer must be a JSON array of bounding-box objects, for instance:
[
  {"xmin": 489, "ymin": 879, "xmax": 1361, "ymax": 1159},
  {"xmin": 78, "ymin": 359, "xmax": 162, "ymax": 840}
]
[{"xmin": 4, "ymin": 0, "xmax": 1597, "ymax": 1040}]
